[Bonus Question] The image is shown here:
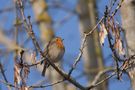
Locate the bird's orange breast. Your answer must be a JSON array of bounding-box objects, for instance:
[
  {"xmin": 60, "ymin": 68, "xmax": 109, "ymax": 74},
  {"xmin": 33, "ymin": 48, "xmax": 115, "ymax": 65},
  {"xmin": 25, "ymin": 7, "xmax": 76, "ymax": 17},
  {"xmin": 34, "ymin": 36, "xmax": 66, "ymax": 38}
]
[{"xmin": 56, "ymin": 38, "xmax": 64, "ymax": 49}]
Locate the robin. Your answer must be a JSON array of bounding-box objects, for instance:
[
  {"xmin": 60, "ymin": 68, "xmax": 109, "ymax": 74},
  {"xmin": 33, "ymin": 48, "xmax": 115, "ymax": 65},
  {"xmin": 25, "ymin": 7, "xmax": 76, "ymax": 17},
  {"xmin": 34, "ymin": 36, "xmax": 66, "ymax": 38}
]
[{"xmin": 41, "ymin": 37, "xmax": 65, "ymax": 76}]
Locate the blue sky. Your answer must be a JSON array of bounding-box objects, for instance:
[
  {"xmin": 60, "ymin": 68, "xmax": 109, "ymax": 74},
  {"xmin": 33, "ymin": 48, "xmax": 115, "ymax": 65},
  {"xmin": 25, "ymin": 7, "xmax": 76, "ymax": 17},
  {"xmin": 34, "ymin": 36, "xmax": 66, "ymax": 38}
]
[{"xmin": 0, "ymin": 0, "xmax": 131, "ymax": 90}]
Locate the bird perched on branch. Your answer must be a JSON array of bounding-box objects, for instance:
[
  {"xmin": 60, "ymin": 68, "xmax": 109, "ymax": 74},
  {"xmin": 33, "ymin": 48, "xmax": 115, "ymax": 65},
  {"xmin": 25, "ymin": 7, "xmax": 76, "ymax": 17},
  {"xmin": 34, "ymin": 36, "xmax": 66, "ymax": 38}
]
[{"xmin": 41, "ymin": 37, "xmax": 65, "ymax": 76}]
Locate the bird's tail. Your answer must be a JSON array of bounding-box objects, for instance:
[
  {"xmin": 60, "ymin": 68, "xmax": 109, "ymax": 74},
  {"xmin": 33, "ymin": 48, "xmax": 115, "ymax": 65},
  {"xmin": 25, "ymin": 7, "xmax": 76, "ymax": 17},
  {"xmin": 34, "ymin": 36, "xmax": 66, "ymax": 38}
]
[{"xmin": 42, "ymin": 61, "xmax": 49, "ymax": 76}]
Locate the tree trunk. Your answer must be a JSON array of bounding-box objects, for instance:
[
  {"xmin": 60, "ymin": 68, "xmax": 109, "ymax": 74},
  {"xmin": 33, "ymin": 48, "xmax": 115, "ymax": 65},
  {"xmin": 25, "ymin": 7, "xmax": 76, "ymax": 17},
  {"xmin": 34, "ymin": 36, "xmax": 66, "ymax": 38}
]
[
  {"xmin": 121, "ymin": 0, "xmax": 135, "ymax": 89},
  {"xmin": 31, "ymin": 0, "xmax": 54, "ymax": 42},
  {"xmin": 77, "ymin": 0, "xmax": 107, "ymax": 90}
]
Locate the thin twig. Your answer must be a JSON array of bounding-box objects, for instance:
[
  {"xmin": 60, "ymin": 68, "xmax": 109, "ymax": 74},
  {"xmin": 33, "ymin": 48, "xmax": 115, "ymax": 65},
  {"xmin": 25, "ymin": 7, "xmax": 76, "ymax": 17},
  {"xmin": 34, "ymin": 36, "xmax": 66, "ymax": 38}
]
[
  {"xmin": 24, "ymin": 57, "xmax": 45, "ymax": 67},
  {"xmin": 0, "ymin": 80, "xmax": 19, "ymax": 89},
  {"xmin": 87, "ymin": 72, "xmax": 116, "ymax": 90},
  {"xmin": 68, "ymin": 49, "xmax": 83, "ymax": 76},
  {"xmin": 91, "ymin": 67, "xmax": 115, "ymax": 85},
  {"xmin": 0, "ymin": 63, "xmax": 8, "ymax": 82},
  {"xmin": 0, "ymin": 62, "xmax": 12, "ymax": 90},
  {"xmin": 68, "ymin": 16, "xmax": 104, "ymax": 76},
  {"xmin": 29, "ymin": 79, "xmax": 65, "ymax": 88}
]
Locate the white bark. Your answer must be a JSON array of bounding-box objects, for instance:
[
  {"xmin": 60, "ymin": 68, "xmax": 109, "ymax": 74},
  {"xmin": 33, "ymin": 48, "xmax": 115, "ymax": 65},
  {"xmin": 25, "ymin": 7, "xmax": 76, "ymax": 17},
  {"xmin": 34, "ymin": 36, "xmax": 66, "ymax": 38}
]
[
  {"xmin": 77, "ymin": 0, "xmax": 107, "ymax": 90},
  {"xmin": 121, "ymin": 0, "xmax": 135, "ymax": 89}
]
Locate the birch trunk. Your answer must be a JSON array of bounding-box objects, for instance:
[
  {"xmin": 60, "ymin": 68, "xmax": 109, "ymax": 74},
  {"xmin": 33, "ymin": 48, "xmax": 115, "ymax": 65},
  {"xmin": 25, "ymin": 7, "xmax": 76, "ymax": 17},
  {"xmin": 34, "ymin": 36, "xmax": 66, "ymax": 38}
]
[
  {"xmin": 121, "ymin": 0, "xmax": 135, "ymax": 89},
  {"xmin": 77, "ymin": 0, "xmax": 107, "ymax": 90}
]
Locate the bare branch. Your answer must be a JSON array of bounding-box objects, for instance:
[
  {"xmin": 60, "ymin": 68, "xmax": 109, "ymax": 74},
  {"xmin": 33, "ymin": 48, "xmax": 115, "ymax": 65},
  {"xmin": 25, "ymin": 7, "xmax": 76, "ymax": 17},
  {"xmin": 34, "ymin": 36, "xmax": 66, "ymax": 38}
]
[
  {"xmin": 0, "ymin": 80, "xmax": 19, "ymax": 89},
  {"xmin": 91, "ymin": 67, "xmax": 115, "ymax": 85},
  {"xmin": 29, "ymin": 79, "xmax": 65, "ymax": 88},
  {"xmin": 0, "ymin": 62, "xmax": 8, "ymax": 83},
  {"xmin": 87, "ymin": 72, "xmax": 116, "ymax": 90}
]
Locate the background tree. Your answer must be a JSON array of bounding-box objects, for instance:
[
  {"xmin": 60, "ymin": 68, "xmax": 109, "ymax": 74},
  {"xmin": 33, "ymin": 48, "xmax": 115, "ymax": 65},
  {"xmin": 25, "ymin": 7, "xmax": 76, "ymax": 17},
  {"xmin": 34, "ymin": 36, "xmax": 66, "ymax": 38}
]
[
  {"xmin": 77, "ymin": 0, "xmax": 106, "ymax": 90},
  {"xmin": 121, "ymin": 0, "xmax": 135, "ymax": 89}
]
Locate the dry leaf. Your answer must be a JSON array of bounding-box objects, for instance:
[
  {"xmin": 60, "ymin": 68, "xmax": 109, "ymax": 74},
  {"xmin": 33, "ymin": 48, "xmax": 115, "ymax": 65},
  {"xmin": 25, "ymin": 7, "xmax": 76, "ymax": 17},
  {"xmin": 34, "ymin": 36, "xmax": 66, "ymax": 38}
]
[
  {"xmin": 99, "ymin": 23, "xmax": 108, "ymax": 45},
  {"xmin": 114, "ymin": 38, "xmax": 125, "ymax": 56},
  {"xmin": 30, "ymin": 51, "xmax": 36, "ymax": 65}
]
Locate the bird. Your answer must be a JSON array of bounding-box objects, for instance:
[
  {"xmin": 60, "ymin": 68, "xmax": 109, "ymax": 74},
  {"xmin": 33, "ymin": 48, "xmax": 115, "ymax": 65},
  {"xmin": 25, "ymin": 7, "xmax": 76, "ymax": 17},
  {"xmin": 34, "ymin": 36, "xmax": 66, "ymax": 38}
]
[{"xmin": 41, "ymin": 37, "xmax": 65, "ymax": 76}]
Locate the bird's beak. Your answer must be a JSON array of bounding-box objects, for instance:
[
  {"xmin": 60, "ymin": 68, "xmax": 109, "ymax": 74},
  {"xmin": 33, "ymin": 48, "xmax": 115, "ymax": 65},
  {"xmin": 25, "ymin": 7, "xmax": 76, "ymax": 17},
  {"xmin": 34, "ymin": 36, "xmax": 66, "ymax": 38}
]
[{"xmin": 62, "ymin": 39, "xmax": 64, "ymax": 41}]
